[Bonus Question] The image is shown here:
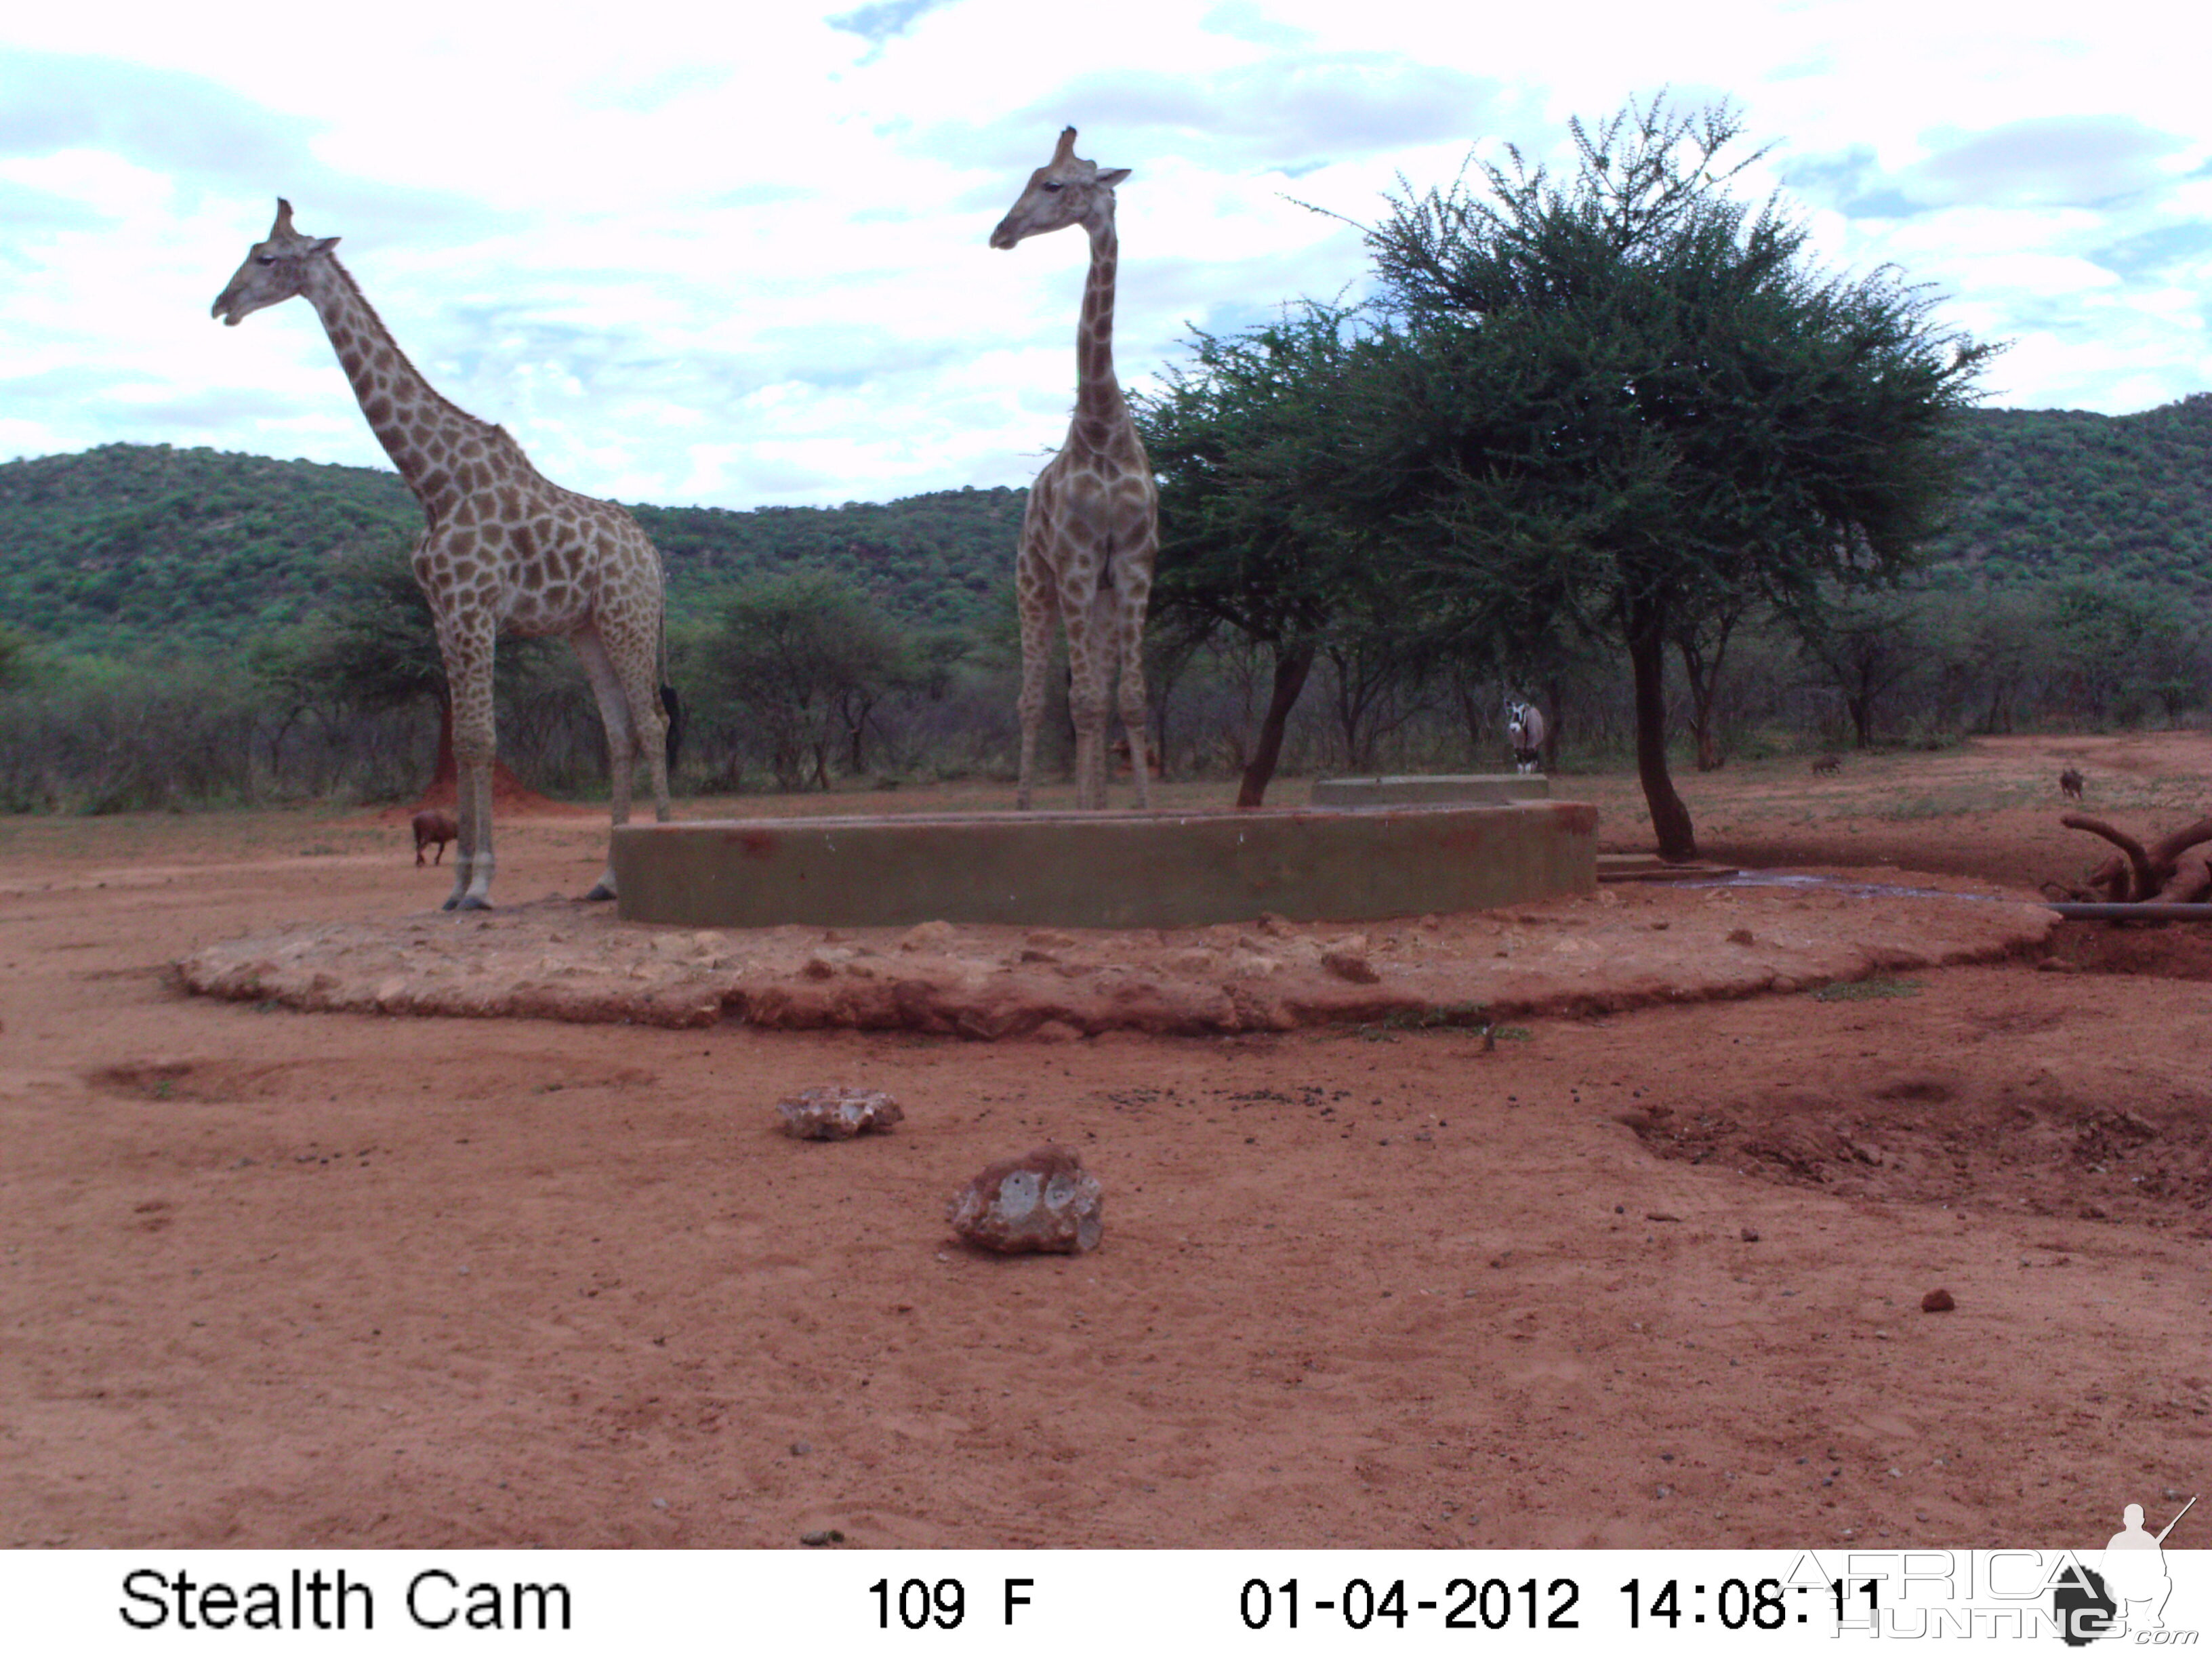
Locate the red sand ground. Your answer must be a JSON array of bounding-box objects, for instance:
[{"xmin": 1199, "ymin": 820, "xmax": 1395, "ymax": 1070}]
[{"xmin": 2, "ymin": 733, "xmax": 2207, "ymax": 1549}]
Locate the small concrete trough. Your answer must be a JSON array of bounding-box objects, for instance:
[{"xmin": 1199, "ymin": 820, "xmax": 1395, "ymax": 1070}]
[{"xmin": 612, "ymin": 801, "xmax": 1596, "ymax": 931}]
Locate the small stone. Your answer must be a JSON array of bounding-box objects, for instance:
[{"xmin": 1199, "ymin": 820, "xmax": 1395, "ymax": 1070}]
[
  {"xmin": 790, "ymin": 1441, "xmax": 812, "ymax": 1456},
  {"xmin": 1645, "ymin": 1211, "xmax": 1682, "ymax": 1223},
  {"xmin": 776, "ymin": 1086, "xmax": 903, "ymax": 1141},
  {"xmin": 799, "ymin": 1529, "xmax": 840, "ymax": 1546},
  {"xmin": 1921, "ymin": 1288, "xmax": 1956, "ymax": 1313},
  {"xmin": 900, "ymin": 920, "xmax": 958, "ymax": 953},
  {"xmin": 1740, "ymin": 1226, "xmax": 1761, "ymax": 1242},
  {"xmin": 949, "ymin": 1145, "xmax": 1103, "ymax": 1254},
  {"xmin": 1726, "ymin": 928, "xmax": 1755, "ymax": 946},
  {"xmin": 1025, "ymin": 930, "xmax": 1077, "ymax": 950},
  {"xmin": 1320, "ymin": 947, "xmax": 1380, "ymax": 984}
]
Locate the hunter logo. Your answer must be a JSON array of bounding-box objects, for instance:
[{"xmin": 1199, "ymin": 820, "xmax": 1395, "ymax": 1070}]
[{"xmin": 2055, "ymin": 1496, "xmax": 2196, "ymax": 1646}]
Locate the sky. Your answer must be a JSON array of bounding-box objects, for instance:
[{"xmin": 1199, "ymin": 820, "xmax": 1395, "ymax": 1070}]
[{"xmin": 2, "ymin": 0, "xmax": 2207, "ymax": 509}]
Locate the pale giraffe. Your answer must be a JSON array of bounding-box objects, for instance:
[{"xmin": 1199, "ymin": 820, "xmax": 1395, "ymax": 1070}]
[
  {"xmin": 991, "ymin": 127, "xmax": 1156, "ymax": 811},
  {"xmin": 212, "ymin": 200, "xmax": 676, "ymax": 910}
]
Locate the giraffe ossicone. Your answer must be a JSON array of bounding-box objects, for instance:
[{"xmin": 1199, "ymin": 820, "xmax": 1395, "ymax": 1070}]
[
  {"xmin": 213, "ymin": 199, "xmax": 680, "ymax": 910},
  {"xmin": 992, "ymin": 127, "xmax": 1157, "ymax": 812}
]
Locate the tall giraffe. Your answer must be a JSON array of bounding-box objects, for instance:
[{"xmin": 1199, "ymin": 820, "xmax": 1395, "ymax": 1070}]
[
  {"xmin": 991, "ymin": 127, "xmax": 1156, "ymax": 811},
  {"xmin": 212, "ymin": 200, "xmax": 676, "ymax": 910}
]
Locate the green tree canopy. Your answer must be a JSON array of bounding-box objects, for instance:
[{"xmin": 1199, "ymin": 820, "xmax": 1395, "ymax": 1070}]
[
  {"xmin": 1136, "ymin": 302, "xmax": 1416, "ymax": 802},
  {"xmin": 706, "ymin": 569, "xmax": 914, "ymax": 790},
  {"xmin": 1353, "ymin": 98, "xmax": 1994, "ymax": 855},
  {"xmin": 0, "ymin": 625, "xmax": 34, "ymax": 694}
]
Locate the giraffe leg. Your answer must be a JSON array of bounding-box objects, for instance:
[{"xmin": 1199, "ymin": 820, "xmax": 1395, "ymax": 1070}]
[
  {"xmin": 457, "ymin": 752, "xmax": 496, "ymax": 909},
  {"xmin": 441, "ymin": 617, "xmax": 498, "ymax": 911},
  {"xmin": 1065, "ymin": 623, "xmax": 1109, "ymax": 813},
  {"xmin": 569, "ymin": 626, "xmax": 635, "ymax": 901},
  {"xmin": 574, "ymin": 607, "xmax": 670, "ymax": 901},
  {"xmin": 1015, "ymin": 563, "xmax": 1057, "ymax": 812},
  {"xmin": 1114, "ymin": 605, "xmax": 1153, "ymax": 812}
]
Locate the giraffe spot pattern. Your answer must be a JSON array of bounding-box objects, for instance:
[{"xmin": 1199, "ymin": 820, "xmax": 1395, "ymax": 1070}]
[{"xmin": 289, "ymin": 259, "xmax": 674, "ymax": 894}]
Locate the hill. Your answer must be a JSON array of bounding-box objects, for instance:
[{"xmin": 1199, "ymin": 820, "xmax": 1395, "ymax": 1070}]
[
  {"xmin": 1925, "ymin": 392, "xmax": 2212, "ymax": 594},
  {"xmin": 0, "ymin": 444, "xmax": 1025, "ymax": 655},
  {"xmin": 4, "ymin": 393, "xmax": 2209, "ymax": 657}
]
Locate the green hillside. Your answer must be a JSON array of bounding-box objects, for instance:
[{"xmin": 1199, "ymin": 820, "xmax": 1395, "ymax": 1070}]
[
  {"xmin": 0, "ymin": 443, "xmax": 1025, "ymax": 656},
  {"xmin": 1925, "ymin": 392, "xmax": 2212, "ymax": 593},
  {"xmin": 4, "ymin": 392, "xmax": 2209, "ymax": 659}
]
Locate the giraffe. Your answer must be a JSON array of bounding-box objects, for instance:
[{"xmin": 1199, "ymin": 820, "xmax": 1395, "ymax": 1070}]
[
  {"xmin": 212, "ymin": 200, "xmax": 676, "ymax": 910},
  {"xmin": 991, "ymin": 127, "xmax": 1156, "ymax": 811}
]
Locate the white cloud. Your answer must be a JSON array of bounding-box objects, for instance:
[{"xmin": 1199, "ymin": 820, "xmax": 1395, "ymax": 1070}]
[{"xmin": 1, "ymin": 0, "xmax": 2209, "ymax": 502}]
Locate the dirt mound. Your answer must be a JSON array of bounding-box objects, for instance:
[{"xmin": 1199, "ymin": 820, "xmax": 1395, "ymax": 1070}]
[
  {"xmin": 177, "ymin": 878, "xmax": 2056, "ymax": 1036},
  {"xmin": 352, "ymin": 757, "xmax": 593, "ymax": 824},
  {"xmin": 1622, "ymin": 1069, "xmax": 2212, "ymax": 1230},
  {"xmin": 2043, "ymin": 919, "xmax": 2212, "ymax": 980}
]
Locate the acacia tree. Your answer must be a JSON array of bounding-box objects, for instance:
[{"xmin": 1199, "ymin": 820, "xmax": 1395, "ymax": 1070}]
[
  {"xmin": 708, "ymin": 569, "xmax": 911, "ymax": 791},
  {"xmin": 262, "ymin": 544, "xmax": 560, "ymax": 800},
  {"xmin": 1795, "ymin": 586, "xmax": 1927, "ymax": 747},
  {"xmin": 1134, "ymin": 302, "xmax": 1415, "ymax": 804},
  {"xmin": 1355, "ymin": 98, "xmax": 1994, "ymax": 857}
]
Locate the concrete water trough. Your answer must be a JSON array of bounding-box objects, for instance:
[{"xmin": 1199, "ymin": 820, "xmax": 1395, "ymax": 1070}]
[
  {"xmin": 612, "ymin": 800, "xmax": 1597, "ymax": 931},
  {"xmin": 1310, "ymin": 773, "xmax": 1551, "ymax": 806}
]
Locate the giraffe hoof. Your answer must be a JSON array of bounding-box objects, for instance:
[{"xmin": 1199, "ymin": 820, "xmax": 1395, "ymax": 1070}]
[
  {"xmin": 440, "ymin": 896, "xmax": 461, "ymax": 912},
  {"xmin": 582, "ymin": 884, "xmax": 616, "ymax": 903},
  {"xmin": 455, "ymin": 895, "xmax": 493, "ymax": 912}
]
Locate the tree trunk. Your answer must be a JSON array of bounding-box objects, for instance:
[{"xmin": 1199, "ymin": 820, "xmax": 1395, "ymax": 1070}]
[
  {"xmin": 1540, "ymin": 673, "xmax": 1565, "ymax": 773},
  {"xmin": 1626, "ymin": 601, "xmax": 1697, "ymax": 861},
  {"xmin": 2058, "ymin": 813, "xmax": 2212, "ymax": 903},
  {"xmin": 1237, "ymin": 640, "xmax": 1316, "ymax": 808},
  {"xmin": 1677, "ymin": 611, "xmax": 1737, "ymax": 773},
  {"xmin": 842, "ymin": 690, "xmax": 875, "ymax": 777},
  {"xmin": 1847, "ymin": 694, "xmax": 1873, "ymax": 750}
]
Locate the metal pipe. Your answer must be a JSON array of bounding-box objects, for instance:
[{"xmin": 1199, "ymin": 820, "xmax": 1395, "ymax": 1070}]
[{"xmin": 2047, "ymin": 902, "xmax": 2212, "ymax": 920}]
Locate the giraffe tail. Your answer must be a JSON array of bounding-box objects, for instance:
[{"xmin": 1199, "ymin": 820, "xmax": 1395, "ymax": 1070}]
[
  {"xmin": 655, "ymin": 601, "xmax": 683, "ymax": 772},
  {"xmin": 661, "ymin": 684, "xmax": 684, "ymax": 771}
]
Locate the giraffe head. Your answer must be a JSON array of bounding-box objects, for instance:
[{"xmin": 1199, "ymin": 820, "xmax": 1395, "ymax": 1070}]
[
  {"xmin": 211, "ymin": 199, "xmax": 340, "ymax": 326},
  {"xmin": 989, "ymin": 127, "xmax": 1129, "ymax": 249}
]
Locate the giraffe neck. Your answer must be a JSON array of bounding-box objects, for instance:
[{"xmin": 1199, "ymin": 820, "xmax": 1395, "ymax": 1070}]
[
  {"xmin": 1070, "ymin": 213, "xmax": 1126, "ymax": 451},
  {"xmin": 299, "ymin": 258, "xmax": 504, "ymax": 520}
]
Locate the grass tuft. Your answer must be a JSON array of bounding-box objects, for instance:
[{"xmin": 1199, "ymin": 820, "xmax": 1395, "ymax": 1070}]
[{"xmin": 1811, "ymin": 977, "xmax": 1924, "ymax": 1002}]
